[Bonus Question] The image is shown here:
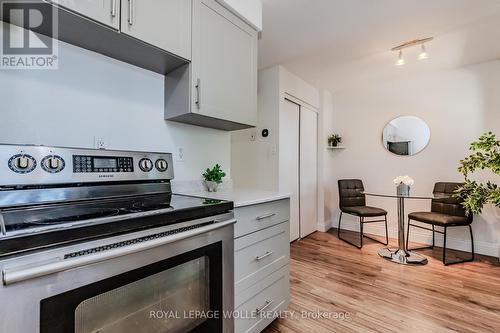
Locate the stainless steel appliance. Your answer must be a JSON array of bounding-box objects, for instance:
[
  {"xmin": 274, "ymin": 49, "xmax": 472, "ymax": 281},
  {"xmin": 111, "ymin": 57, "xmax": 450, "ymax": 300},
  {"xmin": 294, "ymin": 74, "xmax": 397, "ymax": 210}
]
[{"xmin": 0, "ymin": 144, "xmax": 235, "ymax": 333}]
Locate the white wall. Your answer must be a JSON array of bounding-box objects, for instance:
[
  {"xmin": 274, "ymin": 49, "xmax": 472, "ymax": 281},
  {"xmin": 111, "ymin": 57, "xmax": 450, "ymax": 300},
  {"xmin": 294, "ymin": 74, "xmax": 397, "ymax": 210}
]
[
  {"xmin": 324, "ymin": 60, "xmax": 500, "ymax": 257},
  {"xmin": 231, "ymin": 65, "xmax": 320, "ymax": 190},
  {"xmin": 0, "ymin": 40, "xmax": 231, "ymax": 181}
]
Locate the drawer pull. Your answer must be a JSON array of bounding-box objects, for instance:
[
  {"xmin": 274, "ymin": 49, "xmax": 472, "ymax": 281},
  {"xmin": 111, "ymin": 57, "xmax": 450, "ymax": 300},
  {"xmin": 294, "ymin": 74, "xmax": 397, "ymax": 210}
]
[
  {"xmin": 256, "ymin": 213, "xmax": 276, "ymax": 220},
  {"xmin": 111, "ymin": 0, "xmax": 117, "ymax": 17},
  {"xmin": 128, "ymin": 0, "xmax": 134, "ymax": 25},
  {"xmin": 256, "ymin": 300, "xmax": 274, "ymax": 314},
  {"xmin": 255, "ymin": 251, "xmax": 273, "ymax": 261}
]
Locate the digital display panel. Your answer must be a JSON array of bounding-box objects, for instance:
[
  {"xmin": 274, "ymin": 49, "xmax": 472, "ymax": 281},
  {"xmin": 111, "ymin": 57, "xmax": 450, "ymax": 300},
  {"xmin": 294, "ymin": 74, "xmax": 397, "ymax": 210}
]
[{"xmin": 93, "ymin": 158, "xmax": 117, "ymax": 168}]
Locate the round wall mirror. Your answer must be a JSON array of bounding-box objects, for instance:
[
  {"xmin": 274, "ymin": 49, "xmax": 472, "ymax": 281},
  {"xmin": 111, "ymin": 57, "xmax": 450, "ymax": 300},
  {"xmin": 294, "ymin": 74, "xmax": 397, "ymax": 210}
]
[{"xmin": 382, "ymin": 116, "xmax": 430, "ymax": 156}]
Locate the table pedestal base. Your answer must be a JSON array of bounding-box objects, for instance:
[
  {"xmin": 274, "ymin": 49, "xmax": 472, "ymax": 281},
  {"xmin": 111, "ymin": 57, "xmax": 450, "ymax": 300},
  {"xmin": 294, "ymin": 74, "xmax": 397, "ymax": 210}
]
[{"xmin": 378, "ymin": 247, "xmax": 428, "ymax": 265}]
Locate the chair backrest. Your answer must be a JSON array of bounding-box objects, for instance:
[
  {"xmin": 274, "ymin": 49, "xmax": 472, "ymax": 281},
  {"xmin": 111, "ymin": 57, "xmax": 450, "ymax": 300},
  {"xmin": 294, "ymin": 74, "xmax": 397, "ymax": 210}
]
[
  {"xmin": 338, "ymin": 179, "xmax": 366, "ymax": 208},
  {"xmin": 432, "ymin": 182, "xmax": 471, "ymax": 220}
]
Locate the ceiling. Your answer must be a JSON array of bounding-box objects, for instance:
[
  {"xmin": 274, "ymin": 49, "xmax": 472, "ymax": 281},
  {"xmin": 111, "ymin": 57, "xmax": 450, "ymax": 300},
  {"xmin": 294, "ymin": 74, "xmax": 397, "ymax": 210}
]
[{"xmin": 258, "ymin": 0, "xmax": 500, "ymax": 92}]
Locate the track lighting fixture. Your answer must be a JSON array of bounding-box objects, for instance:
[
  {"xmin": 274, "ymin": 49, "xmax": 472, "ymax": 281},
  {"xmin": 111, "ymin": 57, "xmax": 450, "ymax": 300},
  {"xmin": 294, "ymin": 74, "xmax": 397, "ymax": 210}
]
[{"xmin": 391, "ymin": 37, "xmax": 433, "ymax": 66}]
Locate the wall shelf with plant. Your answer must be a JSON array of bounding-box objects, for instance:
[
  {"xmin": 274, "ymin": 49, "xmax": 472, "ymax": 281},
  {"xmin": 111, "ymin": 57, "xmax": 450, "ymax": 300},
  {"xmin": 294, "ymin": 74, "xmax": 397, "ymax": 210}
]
[{"xmin": 327, "ymin": 133, "xmax": 343, "ymax": 149}]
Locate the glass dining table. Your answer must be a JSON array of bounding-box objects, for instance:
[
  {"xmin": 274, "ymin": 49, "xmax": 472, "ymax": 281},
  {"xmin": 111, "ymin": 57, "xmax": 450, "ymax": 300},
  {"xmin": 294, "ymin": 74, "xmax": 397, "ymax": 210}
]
[{"xmin": 363, "ymin": 192, "xmax": 449, "ymax": 265}]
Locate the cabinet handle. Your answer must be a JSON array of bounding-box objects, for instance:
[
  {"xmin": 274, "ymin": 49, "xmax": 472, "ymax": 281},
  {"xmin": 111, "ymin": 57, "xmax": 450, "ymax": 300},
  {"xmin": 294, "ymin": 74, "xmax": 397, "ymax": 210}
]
[
  {"xmin": 128, "ymin": 0, "xmax": 134, "ymax": 25},
  {"xmin": 111, "ymin": 0, "xmax": 117, "ymax": 17},
  {"xmin": 195, "ymin": 78, "xmax": 201, "ymax": 109},
  {"xmin": 255, "ymin": 251, "xmax": 273, "ymax": 261},
  {"xmin": 256, "ymin": 213, "xmax": 276, "ymax": 220},
  {"xmin": 256, "ymin": 300, "xmax": 274, "ymax": 314}
]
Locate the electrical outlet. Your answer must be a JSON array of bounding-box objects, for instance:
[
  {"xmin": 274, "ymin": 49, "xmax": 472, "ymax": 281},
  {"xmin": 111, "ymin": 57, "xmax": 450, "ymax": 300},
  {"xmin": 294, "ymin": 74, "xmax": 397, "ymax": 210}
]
[
  {"xmin": 93, "ymin": 136, "xmax": 106, "ymax": 150},
  {"xmin": 177, "ymin": 147, "xmax": 185, "ymax": 162}
]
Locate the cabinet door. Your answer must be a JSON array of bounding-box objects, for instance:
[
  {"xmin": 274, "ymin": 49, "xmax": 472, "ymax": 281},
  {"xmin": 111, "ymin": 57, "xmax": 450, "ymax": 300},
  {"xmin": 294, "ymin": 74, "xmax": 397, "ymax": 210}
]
[
  {"xmin": 51, "ymin": 0, "xmax": 119, "ymax": 29},
  {"xmin": 192, "ymin": 0, "xmax": 257, "ymax": 126},
  {"xmin": 121, "ymin": 0, "xmax": 191, "ymax": 60}
]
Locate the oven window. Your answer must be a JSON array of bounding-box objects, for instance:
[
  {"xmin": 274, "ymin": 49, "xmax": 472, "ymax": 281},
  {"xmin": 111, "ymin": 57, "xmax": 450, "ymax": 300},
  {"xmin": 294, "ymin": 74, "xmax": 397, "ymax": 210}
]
[
  {"xmin": 40, "ymin": 242, "xmax": 223, "ymax": 333},
  {"xmin": 75, "ymin": 257, "xmax": 209, "ymax": 333}
]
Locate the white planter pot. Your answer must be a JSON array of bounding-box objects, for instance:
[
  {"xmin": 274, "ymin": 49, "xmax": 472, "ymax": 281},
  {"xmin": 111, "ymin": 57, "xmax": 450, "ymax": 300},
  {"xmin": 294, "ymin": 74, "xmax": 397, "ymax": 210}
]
[{"xmin": 204, "ymin": 180, "xmax": 219, "ymax": 192}]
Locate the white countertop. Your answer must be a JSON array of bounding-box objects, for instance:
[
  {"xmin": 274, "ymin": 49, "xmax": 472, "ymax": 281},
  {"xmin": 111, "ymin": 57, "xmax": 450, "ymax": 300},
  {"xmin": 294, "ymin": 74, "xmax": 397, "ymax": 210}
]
[{"xmin": 173, "ymin": 186, "xmax": 291, "ymax": 208}]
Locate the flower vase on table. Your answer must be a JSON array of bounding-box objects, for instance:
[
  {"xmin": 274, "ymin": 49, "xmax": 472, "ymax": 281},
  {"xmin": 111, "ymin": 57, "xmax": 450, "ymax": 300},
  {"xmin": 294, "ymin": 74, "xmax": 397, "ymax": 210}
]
[{"xmin": 393, "ymin": 176, "xmax": 414, "ymax": 196}]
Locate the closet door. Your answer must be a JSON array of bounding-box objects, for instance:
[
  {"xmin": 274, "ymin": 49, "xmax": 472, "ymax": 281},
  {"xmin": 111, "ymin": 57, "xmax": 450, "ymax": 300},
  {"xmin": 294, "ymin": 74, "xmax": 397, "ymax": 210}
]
[
  {"xmin": 299, "ymin": 106, "xmax": 318, "ymax": 238},
  {"xmin": 280, "ymin": 99, "xmax": 300, "ymax": 242}
]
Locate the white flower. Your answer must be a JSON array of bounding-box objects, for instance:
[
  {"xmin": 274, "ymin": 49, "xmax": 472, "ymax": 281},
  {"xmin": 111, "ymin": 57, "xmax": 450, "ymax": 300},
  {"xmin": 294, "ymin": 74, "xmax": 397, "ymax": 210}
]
[{"xmin": 393, "ymin": 175, "xmax": 414, "ymax": 186}]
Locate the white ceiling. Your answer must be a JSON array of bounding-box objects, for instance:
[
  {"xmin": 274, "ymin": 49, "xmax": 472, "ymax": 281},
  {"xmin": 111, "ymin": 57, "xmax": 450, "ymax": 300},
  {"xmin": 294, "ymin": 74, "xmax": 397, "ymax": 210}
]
[{"xmin": 258, "ymin": 0, "xmax": 500, "ymax": 92}]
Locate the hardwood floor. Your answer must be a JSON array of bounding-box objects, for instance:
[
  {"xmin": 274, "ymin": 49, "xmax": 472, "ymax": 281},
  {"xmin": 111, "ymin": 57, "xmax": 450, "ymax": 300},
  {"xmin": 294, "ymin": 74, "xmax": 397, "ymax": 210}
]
[{"xmin": 263, "ymin": 230, "xmax": 500, "ymax": 333}]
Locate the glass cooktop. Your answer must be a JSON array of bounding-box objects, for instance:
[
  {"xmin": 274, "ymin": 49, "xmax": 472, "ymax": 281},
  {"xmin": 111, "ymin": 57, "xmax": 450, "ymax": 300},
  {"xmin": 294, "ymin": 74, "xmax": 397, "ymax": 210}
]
[{"xmin": 1, "ymin": 194, "xmax": 228, "ymax": 233}]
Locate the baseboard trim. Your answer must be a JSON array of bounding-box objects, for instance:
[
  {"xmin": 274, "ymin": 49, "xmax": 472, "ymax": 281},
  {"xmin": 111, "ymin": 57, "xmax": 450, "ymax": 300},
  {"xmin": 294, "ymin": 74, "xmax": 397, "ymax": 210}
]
[
  {"xmin": 317, "ymin": 220, "xmax": 332, "ymax": 232},
  {"xmin": 327, "ymin": 218, "xmax": 499, "ymax": 258}
]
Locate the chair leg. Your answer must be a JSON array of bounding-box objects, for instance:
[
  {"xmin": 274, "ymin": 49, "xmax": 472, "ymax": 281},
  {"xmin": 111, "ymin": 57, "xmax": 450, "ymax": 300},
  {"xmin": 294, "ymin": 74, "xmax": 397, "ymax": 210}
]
[
  {"xmin": 406, "ymin": 218, "xmax": 410, "ymax": 250},
  {"xmin": 360, "ymin": 217, "xmax": 363, "ymax": 248},
  {"xmin": 469, "ymin": 225, "xmax": 475, "ymax": 261},
  {"xmin": 443, "ymin": 226, "xmax": 448, "ymax": 265},
  {"xmin": 443, "ymin": 225, "xmax": 475, "ymax": 266},
  {"xmin": 384, "ymin": 215, "xmax": 389, "ymax": 245},
  {"xmin": 431, "ymin": 225, "xmax": 435, "ymax": 247},
  {"xmin": 406, "ymin": 219, "xmax": 435, "ymax": 251},
  {"xmin": 337, "ymin": 212, "xmax": 362, "ymax": 249},
  {"xmin": 361, "ymin": 215, "xmax": 389, "ymax": 245},
  {"xmin": 337, "ymin": 212, "xmax": 342, "ymax": 239}
]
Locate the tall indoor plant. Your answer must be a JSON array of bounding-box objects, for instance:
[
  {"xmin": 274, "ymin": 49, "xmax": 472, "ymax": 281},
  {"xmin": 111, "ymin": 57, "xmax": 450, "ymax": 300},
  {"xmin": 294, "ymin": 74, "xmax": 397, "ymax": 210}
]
[{"xmin": 454, "ymin": 132, "xmax": 500, "ymax": 215}]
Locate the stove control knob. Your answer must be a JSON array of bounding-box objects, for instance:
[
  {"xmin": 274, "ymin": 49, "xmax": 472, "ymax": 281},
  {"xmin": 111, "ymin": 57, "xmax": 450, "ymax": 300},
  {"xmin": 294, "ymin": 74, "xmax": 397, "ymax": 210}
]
[
  {"xmin": 8, "ymin": 154, "xmax": 36, "ymax": 173},
  {"xmin": 139, "ymin": 158, "xmax": 153, "ymax": 172},
  {"xmin": 155, "ymin": 159, "xmax": 168, "ymax": 172},
  {"xmin": 41, "ymin": 155, "xmax": 65, "ymax": 173}
]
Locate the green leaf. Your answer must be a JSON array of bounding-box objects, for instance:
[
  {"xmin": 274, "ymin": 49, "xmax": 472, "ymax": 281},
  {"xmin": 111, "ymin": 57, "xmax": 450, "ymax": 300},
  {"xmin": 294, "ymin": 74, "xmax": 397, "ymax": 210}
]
[
  {"xmin": 456, "ymin": 131, "xmax": 500, "ymax": 214},
  {"xmin": 202, "ymin": 164, "xmax": 226, "ymax": 184}
]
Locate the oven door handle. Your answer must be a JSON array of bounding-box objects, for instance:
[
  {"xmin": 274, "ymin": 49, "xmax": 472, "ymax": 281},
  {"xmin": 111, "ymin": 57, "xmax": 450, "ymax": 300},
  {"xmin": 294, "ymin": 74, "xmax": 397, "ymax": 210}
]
[{"xmin": 2, "ymin": 219, "xmax": 235, "ymax": 286}]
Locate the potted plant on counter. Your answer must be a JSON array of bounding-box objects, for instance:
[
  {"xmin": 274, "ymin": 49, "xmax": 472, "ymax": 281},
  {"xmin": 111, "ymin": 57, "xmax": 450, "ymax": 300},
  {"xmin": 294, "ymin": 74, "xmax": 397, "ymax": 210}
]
[
  {"xmin": 328, "ymin": 134, "xmax": 342, "ymax": 147},
  {"xmin": 454, "ymin": 132, "xmax": 500, "ymax": 215},
  {"xmin": 202, "ymin": 164, "xmax": 226, "ymax": 192}
]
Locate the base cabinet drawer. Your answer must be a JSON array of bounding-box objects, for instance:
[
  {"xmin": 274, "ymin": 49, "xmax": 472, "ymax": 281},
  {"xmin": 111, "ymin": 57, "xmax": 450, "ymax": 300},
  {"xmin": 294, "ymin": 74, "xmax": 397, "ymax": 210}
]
[
  {"xmin": 235, "ymin": 266, "xmax": 289, "ymax": 333},
  {"xmin": 235, "ymin": 222, "xmax": 289, "ymax": 294},
  {"xmin": 234, "ymin": 199, "xmax": 290, "ymax": 238}
]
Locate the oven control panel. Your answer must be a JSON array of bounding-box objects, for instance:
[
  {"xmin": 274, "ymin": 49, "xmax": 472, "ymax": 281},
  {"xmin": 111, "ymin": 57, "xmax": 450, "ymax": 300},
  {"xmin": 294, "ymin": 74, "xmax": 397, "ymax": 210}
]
[
  {"xmin": 0, "ymin": 144, "xmax": 174, "ymax": 186},
  {"xmin": 73, "ymin": 155, "xmax": 134, "ymax": 173}
]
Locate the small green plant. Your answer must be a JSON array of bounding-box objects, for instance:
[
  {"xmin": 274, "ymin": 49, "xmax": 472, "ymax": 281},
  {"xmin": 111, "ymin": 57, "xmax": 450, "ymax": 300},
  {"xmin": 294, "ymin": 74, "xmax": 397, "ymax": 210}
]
[
  {"xmin": 454, "ymin": 132, "xmax": 500, "ymax": 215},
  {"xmin": 328, "ymin": 134, "xmax": 342, "ymax": 147},
  {"xmin": 202, "ymin": 164, "xmax": 226, "ymax": 184}
]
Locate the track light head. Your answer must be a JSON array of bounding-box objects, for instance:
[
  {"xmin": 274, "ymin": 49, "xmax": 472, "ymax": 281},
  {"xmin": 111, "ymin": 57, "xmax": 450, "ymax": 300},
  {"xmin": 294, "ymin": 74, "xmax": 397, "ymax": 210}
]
[
  {"xmin": 418, "ymin": 44, "xmax": 428, "ymax": 60},
  {"xmin": 396, "ymin": 50, "xmax": 405, "ymax": 66}
]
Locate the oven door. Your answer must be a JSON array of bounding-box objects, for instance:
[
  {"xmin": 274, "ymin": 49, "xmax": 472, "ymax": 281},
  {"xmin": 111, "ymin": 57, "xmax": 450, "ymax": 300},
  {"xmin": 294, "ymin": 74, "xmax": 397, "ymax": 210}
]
[
  {"xmin": 0, "ymin": 217, "xmax": 234, "ymax": 333},
  {"xmin": 42, "ymin": 243, "xmax": 222, "ymax": 333}
]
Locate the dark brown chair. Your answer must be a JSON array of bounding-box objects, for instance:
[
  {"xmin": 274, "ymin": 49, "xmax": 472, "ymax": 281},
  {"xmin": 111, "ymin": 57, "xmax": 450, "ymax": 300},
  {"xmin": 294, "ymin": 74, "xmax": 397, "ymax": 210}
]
[
  {"xmin": 406, "ymin": 182, "xmax": 474, "ymax": 265},
  {"xmin": 337, "ymin": 179, "xmax": 388, "ymax": 248}
]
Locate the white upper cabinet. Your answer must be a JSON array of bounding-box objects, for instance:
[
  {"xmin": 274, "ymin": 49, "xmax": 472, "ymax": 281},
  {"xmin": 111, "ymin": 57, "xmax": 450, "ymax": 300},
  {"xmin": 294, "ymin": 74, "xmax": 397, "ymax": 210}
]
[
  {"xmin": 216, "ymin": 0, "xmax": 263, "ymax": 31},
  {"xmin": 51, "ymin": 0, "xmax": 120, "ymax": 30},
  {"xmin": 121, "ymin": 0, "xmax": 192, "ymax": 60},
  {"xmin": 191, "ymin": 0, "xmax": 257, "ymax": 127}
]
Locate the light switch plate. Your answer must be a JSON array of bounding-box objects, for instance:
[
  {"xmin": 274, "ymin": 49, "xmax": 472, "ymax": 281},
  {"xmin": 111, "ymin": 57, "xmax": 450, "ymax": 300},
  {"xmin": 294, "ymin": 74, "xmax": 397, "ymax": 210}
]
[{"xmin": 177, "ymin": 147, "xmax": 185, "ymax": 162}]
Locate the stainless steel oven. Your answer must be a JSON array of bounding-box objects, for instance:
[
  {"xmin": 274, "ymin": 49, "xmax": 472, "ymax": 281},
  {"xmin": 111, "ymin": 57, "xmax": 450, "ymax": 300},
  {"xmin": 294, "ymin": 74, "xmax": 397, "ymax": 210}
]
[{"xmin": 0, "ymin": 144, "xmax": 235, "ymax": 333}]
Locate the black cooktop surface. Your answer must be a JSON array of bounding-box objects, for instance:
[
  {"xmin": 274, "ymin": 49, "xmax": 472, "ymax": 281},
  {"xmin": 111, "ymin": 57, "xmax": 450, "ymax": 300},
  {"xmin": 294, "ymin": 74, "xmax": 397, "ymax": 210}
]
[
  {"xmin": 0, "ymin": 194, "xmax": 233, "ymax": 257},
  {"xmin": 2, "ymin": 194, "xmax": 228, "ymax": 233}
]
